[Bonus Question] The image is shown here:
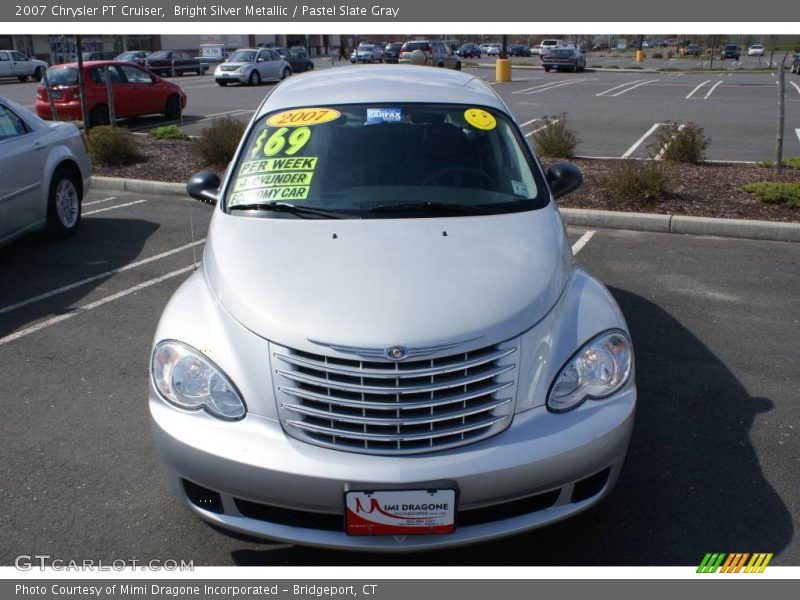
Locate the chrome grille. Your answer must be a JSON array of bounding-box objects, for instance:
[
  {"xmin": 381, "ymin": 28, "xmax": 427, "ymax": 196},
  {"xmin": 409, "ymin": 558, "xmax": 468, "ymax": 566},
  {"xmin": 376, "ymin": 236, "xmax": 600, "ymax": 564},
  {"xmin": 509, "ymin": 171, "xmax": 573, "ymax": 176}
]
[{"xmin": 271, "ymin": 340, "xmax": 518, "ymax": 455}]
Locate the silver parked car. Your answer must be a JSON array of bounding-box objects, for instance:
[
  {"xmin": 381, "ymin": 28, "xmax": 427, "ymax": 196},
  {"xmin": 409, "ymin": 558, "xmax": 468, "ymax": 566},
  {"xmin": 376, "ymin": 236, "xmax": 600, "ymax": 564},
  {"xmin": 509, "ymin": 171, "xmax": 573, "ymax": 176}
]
[
  {"xmin": 398, "ymin": 40, "xmax": 461, "ymax": 70},
  {"xmin": 0, "ymin": 50, "xmax": 48, "ymax": 82},
  {"xmin": 351, "ymin": 43, "xmax": 384, "ymax": 63},
  {"xmin": 150, "ymin": 66, "xmax": 636, "ymax": 551},
  {"xmin": 0, "ymin": 97, "xmax": 91, "ymax": 247},
  {"xmin": 214, "ymin": 48, "xmax": 291, "ymax": 86}
]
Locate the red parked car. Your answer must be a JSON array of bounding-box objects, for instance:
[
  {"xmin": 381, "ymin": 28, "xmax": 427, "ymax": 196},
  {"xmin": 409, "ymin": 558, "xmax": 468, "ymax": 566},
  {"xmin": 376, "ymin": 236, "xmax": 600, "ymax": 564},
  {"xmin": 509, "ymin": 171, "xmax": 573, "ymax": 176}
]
[{"xmin": 35, "ymin": 60, "xmax": 187, "ymax": 127}]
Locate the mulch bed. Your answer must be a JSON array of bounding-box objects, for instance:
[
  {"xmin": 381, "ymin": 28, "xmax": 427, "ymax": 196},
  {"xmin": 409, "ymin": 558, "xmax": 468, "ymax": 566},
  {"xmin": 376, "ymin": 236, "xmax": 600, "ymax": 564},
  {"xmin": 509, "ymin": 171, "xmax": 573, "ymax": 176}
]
[
  {"xmin": 94, "ymin": 137, "xmax": 800, "ymax": 223},
  {"xmin": 545, "ymin": 158, "xmax": 800, "ymax": 222}
]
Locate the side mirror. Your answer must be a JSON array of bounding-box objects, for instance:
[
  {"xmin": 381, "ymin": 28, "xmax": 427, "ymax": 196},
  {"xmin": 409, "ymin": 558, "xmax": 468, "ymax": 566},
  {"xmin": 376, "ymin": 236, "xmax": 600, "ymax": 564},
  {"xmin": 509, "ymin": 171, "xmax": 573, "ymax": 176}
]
[
  {"xmin": 546, "ymin": 162, "xmax": 583, "ymax": 199},
  {"xmin": 187, "ymin": 171, "xmax": 220, "ymax": 204}
]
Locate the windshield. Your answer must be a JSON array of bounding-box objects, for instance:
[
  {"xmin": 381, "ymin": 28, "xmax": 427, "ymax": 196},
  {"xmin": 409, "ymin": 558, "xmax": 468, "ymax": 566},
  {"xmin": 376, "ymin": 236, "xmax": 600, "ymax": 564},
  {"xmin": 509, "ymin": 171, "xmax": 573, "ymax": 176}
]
[
  {"xmin": 118, "ymin": 52, "xmax": 137, "ymax": 60},
  {"xmin": 45, "ymin": 67, "xmax": 78, "ymax": 85},
  {"xmin": 229, "ymin": 50, "xmax": 256, "ymax": 63},
  {"xmin": 225, "ymin": 103, "xmax": 548, "ymax": 219},
  {"xmin": 148, "ymin": 51, "xmax": 169, "ymax": 60}
]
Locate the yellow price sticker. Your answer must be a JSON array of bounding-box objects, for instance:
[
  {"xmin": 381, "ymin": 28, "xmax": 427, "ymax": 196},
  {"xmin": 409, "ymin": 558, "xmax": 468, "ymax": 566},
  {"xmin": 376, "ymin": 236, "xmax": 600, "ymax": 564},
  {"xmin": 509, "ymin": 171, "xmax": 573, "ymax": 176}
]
[
  {"xmin": 464, "ymin": 108, "xmax": 496, "ymax": 131},
  {"xmin": 266, "ymin": 107, "xmax": 341, "ymax": 128}
]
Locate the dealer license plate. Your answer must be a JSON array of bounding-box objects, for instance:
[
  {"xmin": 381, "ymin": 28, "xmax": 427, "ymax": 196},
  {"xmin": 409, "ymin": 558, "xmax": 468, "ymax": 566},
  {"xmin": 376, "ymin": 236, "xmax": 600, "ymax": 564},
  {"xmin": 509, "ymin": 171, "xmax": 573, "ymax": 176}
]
[{"xmin": 345, "ymin": 489, "xmax": 456, "ymax": 536}]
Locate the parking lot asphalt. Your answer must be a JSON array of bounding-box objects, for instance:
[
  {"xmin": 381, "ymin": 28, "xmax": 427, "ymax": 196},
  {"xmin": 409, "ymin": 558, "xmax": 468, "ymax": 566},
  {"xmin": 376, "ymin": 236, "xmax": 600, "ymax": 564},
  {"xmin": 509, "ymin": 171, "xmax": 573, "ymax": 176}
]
[
  {"xmin": 0, "ymin": 190, "xmax": 797, "ymax": 566},
  {"xmin": 3, "ymin": 63, "xmax": 798, "ymax": 161}
]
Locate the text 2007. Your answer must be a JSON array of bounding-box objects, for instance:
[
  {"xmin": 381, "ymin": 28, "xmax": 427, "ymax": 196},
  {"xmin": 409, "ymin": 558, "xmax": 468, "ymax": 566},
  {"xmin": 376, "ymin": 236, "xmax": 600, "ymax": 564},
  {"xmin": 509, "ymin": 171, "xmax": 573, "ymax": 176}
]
[{"xmin": 15, "ymin": 6, "xmax": 48, "ymax": 16}]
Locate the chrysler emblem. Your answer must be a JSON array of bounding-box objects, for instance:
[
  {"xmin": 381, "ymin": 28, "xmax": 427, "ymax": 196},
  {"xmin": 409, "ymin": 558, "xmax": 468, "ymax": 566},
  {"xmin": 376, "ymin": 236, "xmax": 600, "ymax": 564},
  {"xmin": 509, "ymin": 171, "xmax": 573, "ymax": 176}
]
[{"xmin": 386, "ymin": 346, "xmax": 407, "ymax": 360}]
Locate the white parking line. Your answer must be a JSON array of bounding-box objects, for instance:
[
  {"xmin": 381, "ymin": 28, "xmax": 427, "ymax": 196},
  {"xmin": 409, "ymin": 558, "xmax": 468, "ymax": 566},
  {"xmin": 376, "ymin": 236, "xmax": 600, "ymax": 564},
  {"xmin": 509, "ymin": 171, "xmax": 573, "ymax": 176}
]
[
  {"xmin": 621, "ymin": 123, "xmax": 662, "ymax": 159},
  {"xmin": 685, "ymin": 80, "xmax": 710, "ymax": 99},
  {"xmin": 128, "ymin": 109, "xmax": 254, "ymax": 132},
  {"xmin": 796, "ymin": 129, "xmax": 800, "ymax": 143},
  {"xmin": 512, "ymin": 80, "xmax": 580, "ymax": 95},
  {"xmin": 596, "ymin": 80, "xmax": 644, "ymax": 97},
  {"xmin": 571, "ymin": 230, "xmax": 595, "ymax": 255},
  {"xmin": 82, "ymin": 196, "xmax": 117, "ymax": 207},
  {"xmin": 790, "ymin": 81, "xmax": 800, "ymax": 96},
  {"xmin": 83, "ymin": 199, "xmax": 148, "ymax": 216},
  {"xmin": 0, "ymin": 240, "xmax": 206, "ymax": 317},
  {"xmin": 519, "ymin": 117, "xmax": 540, "ymax": 128},
  {"xmin": 704, "ymin": 80, "xmax": 723, "ymax": 99},
  {"xmin": 655, "ymin": 123, "xmax": 685, "ymax": 159},
  {"xmin": 0, "ymin": 264, "xmax": 199, "ymax": 347},
  {"xmin": 525, "ymin": 119, "xmax": 559, "ymax": 137},
  {"xmin": 607, "ymin": 79, "xmax": 659, "ymax": 97}
]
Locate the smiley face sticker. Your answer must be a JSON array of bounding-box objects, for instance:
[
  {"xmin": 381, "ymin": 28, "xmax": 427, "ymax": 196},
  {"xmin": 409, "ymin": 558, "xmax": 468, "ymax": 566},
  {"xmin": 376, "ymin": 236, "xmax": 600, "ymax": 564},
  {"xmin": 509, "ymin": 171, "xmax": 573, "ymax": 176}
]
[{"xmin": 464, "ymin": 108, "xmax": 496, "ymax": 130}]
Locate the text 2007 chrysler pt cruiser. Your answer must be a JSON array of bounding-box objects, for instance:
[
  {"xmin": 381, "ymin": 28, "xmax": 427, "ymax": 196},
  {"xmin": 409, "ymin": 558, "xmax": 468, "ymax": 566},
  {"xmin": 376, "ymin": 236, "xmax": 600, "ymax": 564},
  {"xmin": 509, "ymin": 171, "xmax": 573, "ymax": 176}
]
[{"xmin": 149, "ymin": 66, "xmax": 636, "ymax": 551}]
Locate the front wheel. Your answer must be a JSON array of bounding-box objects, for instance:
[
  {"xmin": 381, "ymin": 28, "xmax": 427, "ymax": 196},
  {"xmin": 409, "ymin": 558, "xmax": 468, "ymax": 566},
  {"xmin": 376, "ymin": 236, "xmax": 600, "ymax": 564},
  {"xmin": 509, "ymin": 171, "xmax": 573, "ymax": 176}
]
[
  {"xmin": 248, "ymin": 70, "xmax": 261, "ymax": 86},
  {"xmin": 89, "ymin": 105, "xmax": 110, "ymax": 128},
  {"xmin": 47, "ymin": 167, "xmax": 82, "ymax": 238},
  {"xmin": 34, "ymin": 67, "xmax": 43, "ymax": 81},
  {"xmin": 281, "ymin": 68, "xmax": 291, "ymax": 80},
  {"xmin": 164, "ymin": 95, "xmax": 181, "ymax": 119},
  {"xmin": 544, "ymin": 66, "xmax": 551, "ymax": 72},
  {"xmin": 217, "ymin": 80, "xmax": 229, "ymax": 86}
]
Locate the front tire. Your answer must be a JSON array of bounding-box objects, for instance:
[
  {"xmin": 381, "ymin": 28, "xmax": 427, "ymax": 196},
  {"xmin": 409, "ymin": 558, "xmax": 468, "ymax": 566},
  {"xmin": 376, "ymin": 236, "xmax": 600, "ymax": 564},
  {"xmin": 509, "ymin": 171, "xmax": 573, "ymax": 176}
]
[
  {"xmin": 89, "ymin": 105, "xmax": 110, "ymax": 128},
  {"xmin": 455, "ymin": 61, "xmax": 462, "ymax": 71},
  {"xmin": 18, "ymin": 75, "xmax": 28, "ymax": 82},
  {"xmin": 34, "ymin": 67, "xmax": 43, "ymax": 81},
  {"xmin": 281, "ymin": 68, "xmax": 291, "ymax": 80},
  {"xmin": 217, "ymin": 80, "xmax": 229, "ymax": 86},
  {"xmin": 164, "ymin": 95, "xmax": 181, "ymax": 119},
  {"xmin": 47, "ymin": 166, "xmax": 81, "ymax": 238},
  {"xmin": 248, "ymin": 71, "xmax": 261, "ymax": 86}
]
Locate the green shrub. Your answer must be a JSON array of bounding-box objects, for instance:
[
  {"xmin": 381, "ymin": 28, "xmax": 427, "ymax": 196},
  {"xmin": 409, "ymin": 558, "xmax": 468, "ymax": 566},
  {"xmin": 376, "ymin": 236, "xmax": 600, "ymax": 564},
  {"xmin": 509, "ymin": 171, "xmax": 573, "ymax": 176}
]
[
  {"xmin": 650, "ymin": 122, "xmax": 709, "ymax": 164},
  {"xmin": 530, "ymin": 114, "xmax": 579, "ymax": 158},
  {"xmin": 652, "ymin": 52, "xmax": 663, "ymax": 59},
  {"xmin": 741, "ymin": 182, "xmax": 800, "ymax": 206},
  {"xmin": 86, "ymin": 126, "xmax": 142, "ymax": 166},
  {"xmin": 194, "ymin": 116, "xmax": 246, "ymax": 167},
  {"xmin": 148, "ymin": 125, "xmax": 189, "ymax": 140},
  {"xmin": 785, "ymin": 157, "xmax": 800, "ymax": 170},
  {"xmin": 601, "ymin": 160, "xmax": 674, "ymax": 201}
]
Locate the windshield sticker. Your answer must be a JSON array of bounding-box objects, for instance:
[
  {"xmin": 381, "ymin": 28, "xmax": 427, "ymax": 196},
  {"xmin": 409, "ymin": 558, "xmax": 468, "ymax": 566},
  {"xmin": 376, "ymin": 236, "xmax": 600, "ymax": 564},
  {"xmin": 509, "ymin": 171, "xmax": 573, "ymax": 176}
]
[
  {"xmin": 251, "ymin": 126, "xmax": 312, "ymax": 158},
  {"xmin": 239, "ymin": 157, "xmax": 318, "ymax": 175},
  {"xmin": 234, "ymin": 171, "xmax": 314, "ymax": 192},
  {"xmin": 366, "ymin": 108, "xmax": 402, "ymax": 123},
  {"xmin": 511, "ymin": 180, "xmax": 529, "ymax": 197},
  {"xmin": 464, "ymin": 108, "xmax": 496, "ymax": 131},
  {"xmin": 230, "ymin": 186, "xmax": 310, "ymax": 205},
  {"xmin": 266, "ymin": 107, "xmax": 340, "ymax": 127}
]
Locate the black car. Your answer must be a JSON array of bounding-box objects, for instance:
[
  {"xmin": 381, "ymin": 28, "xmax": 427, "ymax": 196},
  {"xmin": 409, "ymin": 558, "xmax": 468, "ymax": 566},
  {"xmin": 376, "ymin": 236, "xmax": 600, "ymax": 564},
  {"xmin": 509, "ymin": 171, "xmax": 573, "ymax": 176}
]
[
  {"xmin": 274, "ymin": 47, "xmax": 314, "ymax": 72},
  {"xmin": 456, "ymin": 43, "xmax": 481, "ymax": 58},
  {"xmin": 144, "ymin": 50, "xmax": 208, "ymax": 76},
  {"xmin": 81, "ymin": 51, "xmax": 117, "ymax": 61},
  {"xmin": 116, "ymin": 51, "xmax": 150, "ymax": 67},
  {"xmin": 383, "ymin": 42, "xmax": 404, "ymax": 63},
  {"xmin": 508, "ymin": 44, "xmax": 532, "ymax": 57},
  {"xmin": 721, "ymin": 44, "xmax": 741, "ymax": 60}
]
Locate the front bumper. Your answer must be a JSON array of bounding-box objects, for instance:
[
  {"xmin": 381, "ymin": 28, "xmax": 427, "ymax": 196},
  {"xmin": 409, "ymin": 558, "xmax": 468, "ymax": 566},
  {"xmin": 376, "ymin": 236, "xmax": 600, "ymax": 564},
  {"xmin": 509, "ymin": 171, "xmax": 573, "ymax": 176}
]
[
  {"xmin": 215, "ymin": 72, "xmax": 248, "ymax": 83},
  {"xmin": 150, "ymin": 382, "xmax": 636, "ymax": 551}
]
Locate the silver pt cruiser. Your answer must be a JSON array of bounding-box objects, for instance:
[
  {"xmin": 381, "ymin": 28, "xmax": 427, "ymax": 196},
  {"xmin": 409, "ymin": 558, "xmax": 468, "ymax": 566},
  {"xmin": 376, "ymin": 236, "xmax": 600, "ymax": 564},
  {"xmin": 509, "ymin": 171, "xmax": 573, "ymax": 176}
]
[{"xmin": 150, "ymin": 65, "xmax": 636, "ymax": 551}]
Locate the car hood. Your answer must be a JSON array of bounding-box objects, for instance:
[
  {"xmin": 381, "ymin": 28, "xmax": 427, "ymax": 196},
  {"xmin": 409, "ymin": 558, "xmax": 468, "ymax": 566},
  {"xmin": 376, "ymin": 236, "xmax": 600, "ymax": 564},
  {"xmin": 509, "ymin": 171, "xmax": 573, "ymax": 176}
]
[
  {"xmin": 202, "ymin": 206, "xmax": 572, "ymax": 353},
  {"xmin": 220, "ymin": 61, "xmax": 254, "ymax": 68}
]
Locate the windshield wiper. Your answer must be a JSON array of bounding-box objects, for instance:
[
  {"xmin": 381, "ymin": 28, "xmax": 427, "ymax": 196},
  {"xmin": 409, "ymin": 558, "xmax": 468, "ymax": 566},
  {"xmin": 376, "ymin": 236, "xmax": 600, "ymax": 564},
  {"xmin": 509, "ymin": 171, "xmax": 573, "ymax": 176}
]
[
  {"xmin": 229, "ymin": 202, "xmax": 348, "ymax": 219},
  {"xmin": 367, "ymin": 202, "xmax": 492, "ymax": 216}
]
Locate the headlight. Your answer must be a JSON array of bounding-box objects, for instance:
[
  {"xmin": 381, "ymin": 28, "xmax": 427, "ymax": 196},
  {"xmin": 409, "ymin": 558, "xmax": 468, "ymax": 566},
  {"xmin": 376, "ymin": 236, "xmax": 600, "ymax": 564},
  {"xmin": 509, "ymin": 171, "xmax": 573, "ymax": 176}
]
[
  {"xmin": 547, "ymin": 330, "xmax": 633, "ymax": 413},
  {"xmin": 151, "ymin": 340, "xmax": 246, "ymax": 420}
]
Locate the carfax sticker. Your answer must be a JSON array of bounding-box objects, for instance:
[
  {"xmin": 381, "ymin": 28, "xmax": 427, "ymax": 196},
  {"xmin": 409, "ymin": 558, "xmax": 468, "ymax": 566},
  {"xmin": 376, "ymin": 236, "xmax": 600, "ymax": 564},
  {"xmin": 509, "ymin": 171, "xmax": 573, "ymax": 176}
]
[
  {"xmin": 366, "ymin": 108, "xmax": 402, "ymax": 123},
  {"xmin": 464, "ymin": 108, "xmax": 496, "ymax": 130},
  {"xmin": 266, "ymin": 107, "xmax": 340, "ymax": 127}
]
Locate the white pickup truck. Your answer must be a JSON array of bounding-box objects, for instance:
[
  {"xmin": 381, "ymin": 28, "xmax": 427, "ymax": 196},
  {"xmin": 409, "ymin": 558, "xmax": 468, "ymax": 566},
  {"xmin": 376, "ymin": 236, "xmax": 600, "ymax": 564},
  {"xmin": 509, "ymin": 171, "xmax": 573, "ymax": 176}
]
[{"xmin": 0, "ymin": 50, "xmax": 48, "ymax": 82}]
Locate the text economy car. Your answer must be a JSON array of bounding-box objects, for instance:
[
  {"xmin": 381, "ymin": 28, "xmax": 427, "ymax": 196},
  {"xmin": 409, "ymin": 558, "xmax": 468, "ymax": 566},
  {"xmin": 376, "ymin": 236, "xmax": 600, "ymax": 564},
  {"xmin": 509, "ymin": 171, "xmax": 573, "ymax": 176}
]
[
  {"xmin": 149, "ymin": 65, "xmax": 637, "ymax": 551},
  {"xmin": 214, "ymin": 48, "xmax": 292, "ymax": 86},
  {"xmin": 0, "ymin": 49, "xmax": 48, "ymax": 82},
  {"xmin": 36, "ymin": 61, "xmax": 187, "ymax": 126},
  {"xmin": 0, "ymin": 96, "xmax": 91, "ymax": 247}
]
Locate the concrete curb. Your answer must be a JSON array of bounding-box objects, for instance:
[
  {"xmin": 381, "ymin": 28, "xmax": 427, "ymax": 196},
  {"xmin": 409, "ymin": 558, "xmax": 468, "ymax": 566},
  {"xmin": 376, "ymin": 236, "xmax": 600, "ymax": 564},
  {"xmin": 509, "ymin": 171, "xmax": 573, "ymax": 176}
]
[
  {"xmin": 91, "ymin": 176, "xmax": 799, "ymax": 243},
  {"xmin": 92, "ymin": 176, "xmax": 186, "ymax": 197},
  {"xmin": 559, "ymin": 208, "xmax": 800, "ymax": 243}
]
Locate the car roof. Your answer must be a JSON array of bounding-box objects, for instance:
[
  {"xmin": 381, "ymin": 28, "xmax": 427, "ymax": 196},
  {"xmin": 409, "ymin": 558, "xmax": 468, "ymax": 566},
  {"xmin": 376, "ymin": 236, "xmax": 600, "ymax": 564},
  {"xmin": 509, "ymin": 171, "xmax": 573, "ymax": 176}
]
[{"xmin": 259, "ymin": 65, "xmax": 506, "ymax": 116}]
